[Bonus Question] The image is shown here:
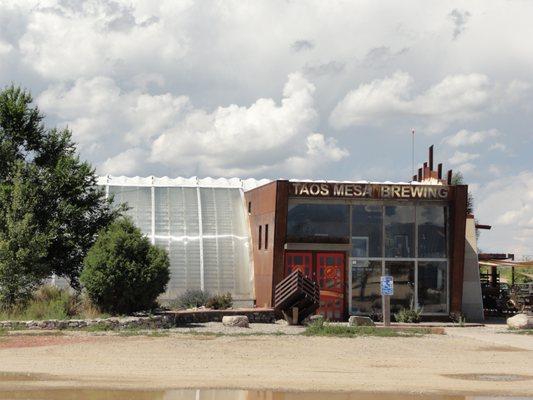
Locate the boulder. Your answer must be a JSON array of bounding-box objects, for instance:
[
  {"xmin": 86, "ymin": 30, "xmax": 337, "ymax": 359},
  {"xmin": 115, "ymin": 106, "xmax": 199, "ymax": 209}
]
[
  {"xmin": 349, "ymin": 316, "xmax": 375, "ymax": 327},
  {"xmin": 507, "ymin": 313, "xmax": 533, "ymax": 329},
  {"xmin": 222, "ymin": 315, "xmax": 249, "ymax": 328}
]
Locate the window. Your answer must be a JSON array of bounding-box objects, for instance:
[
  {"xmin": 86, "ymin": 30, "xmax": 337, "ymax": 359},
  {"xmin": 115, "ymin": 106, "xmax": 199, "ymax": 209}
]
[
  {"xmin": 258, "ymin": 225, "xmax": 262, "ymax": 250},
  {"xmin": 265, "ymin": 224, "xmax": 269, "ymax": 249},
  {"xmin": 351, "ymin": 260, "xmax": 382, "ymax": 315},
  {"xmin": 286, "ymin": 202, "xmax": 350, "ymax": 243},
  {"xmin": 385, "ymin": 261, "xmax": 415, "ymax": 313},
  {"xmin": 384, "ymin": 205, "xmax": 415, "ymax": 258},
  {"xmin": 418, "ymin": 261, "xmax": 447, "ymax": 313},
  {"xmin": 351, "ymin": 205, "xmax": 382, "ymax": 257},
  {"xmin": 417, "ymin": 206, "xmax": 447, "ymax": 258}
]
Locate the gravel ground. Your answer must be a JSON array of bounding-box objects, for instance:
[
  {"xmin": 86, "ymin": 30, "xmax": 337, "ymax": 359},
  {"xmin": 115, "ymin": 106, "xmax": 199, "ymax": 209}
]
[{"xmin": 170, "ymin": 322, "xmax": 306, "ymax": 335}]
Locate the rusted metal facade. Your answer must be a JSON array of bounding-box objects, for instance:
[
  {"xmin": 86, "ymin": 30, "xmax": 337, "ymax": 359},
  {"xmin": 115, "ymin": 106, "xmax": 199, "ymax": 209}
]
[{"xmin": 245, "ymin": 148, "xmax": 469, "ymax": 320}]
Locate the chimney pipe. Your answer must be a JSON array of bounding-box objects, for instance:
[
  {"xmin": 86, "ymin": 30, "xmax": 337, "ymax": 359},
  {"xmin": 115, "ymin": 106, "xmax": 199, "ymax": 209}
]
[
  {"xmin": 418, "ymin": 168, "xmax": 423, "ymax": 181},
  {"xmin": 429, "ymin": 145, "xmax": 434, "ymax": 170},
  {"xmin": 437, "ymin": 163, "xmax": 443, "ymax": 179},
  {"xmin": 447, "ymin": 170, "xmax": 453, "ymax": 185}
]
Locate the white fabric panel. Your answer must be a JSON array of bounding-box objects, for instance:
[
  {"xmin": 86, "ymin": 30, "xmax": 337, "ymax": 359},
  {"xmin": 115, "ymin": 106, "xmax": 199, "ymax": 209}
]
[
  {"xmin": 106, "ymin": 183, "xmax": 253, "ymax": 301},
  {"xmin": 108, "ymin": 186, "xmax": 152, "ymax": 235}
]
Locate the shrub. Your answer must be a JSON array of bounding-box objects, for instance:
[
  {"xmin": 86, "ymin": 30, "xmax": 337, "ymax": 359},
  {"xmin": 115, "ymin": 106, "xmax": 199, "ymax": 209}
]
[
  {"xmin": 171, "ymin": 289, "xmax": 210, "ymax": 309},
  {"xmin": 206, "ymin": 293, "xmax": 233, "ymax": 310},
  {"xmin": 80, "ymin": 219, "xmax": 170, "ymax": 315},
  {"xmin": 394, "ymin": 308, "xmax": 422, "ymax": 323}
]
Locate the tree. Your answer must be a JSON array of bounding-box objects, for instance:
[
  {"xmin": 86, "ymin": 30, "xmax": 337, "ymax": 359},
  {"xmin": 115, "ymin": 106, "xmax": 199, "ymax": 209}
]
[
  {"xmin": 81, "ymin": 219, "xmax": 170, "ymax": 314},
  {"xmin": 451, "ymin": 171, "xmax": 474, "ymax": 214},
  {"xmin": 0, "ymin": 85, "xmax": 121, "ymax": 308}
]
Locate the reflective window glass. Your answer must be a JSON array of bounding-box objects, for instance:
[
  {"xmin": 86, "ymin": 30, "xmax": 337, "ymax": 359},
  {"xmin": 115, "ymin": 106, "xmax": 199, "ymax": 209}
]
[
  {"xmin": 351, "ymin": 205, "xmax": 383, "ymax": 257},
  {"xmin": 418, "ymin": 261, "xmax": 447, "ymax": 313},
  {"xmin": 286, "ymin": 202, "xmax": 350, "ymax": 243},
  {"xmin": 385, "ymin": 261, "xmax": 415, "ymax": 313},
  {"xmin": 351, "ymin": 260, "xmax": 382, "ymax": 315},
  {"xmin": 417, "ymin": 206, "xmax": 447, "ymax": 258},
  {"xmin": 384, "ymin": 206, "xmax": 415, "ymax": 258}
]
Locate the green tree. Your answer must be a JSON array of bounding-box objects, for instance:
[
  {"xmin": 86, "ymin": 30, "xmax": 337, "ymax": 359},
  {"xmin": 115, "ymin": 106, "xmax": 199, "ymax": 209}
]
[
  {"xmin": 0, "ymin": 85, "xmax": 120, "ymax": 308},
  {"xmin": 81, "ymin": 219, "xmax": 170, "ymax": 314}
]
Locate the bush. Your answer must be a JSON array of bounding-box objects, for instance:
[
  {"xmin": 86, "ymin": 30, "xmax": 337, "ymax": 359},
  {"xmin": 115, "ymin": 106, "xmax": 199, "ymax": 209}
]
[
  {"xmin": 171, "ymin": 289, "xmax": 210, "ymax": 309},
  {"xmin": 206, "ymin": 293, "xmax": 233, "ymax": 310},
  {"xmin": 80, "ymin": 219, "xmax": 170, "ymax": 315},
  {"xmin": 394, "ymin": 308, "xmax": 422, "ymax": 323}
]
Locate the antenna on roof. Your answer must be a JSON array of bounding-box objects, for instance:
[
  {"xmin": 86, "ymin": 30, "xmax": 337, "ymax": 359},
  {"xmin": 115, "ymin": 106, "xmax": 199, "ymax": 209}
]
[{"xmin": 411, "ymin": 129, "xmax": 415, "ymax": 181}]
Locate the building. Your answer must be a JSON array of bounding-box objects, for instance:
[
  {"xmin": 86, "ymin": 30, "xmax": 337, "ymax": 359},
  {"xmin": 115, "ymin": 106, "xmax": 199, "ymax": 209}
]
[{"xmin": 98, "ymin": 147, "xmax": 481, "ymax": 321}]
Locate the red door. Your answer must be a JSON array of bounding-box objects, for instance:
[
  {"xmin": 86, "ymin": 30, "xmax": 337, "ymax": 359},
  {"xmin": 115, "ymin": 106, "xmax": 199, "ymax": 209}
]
[
  {"xmin": 283, "ymin": 251, "xmax": 346, "ymax": 321},
  {"xmin": 284, "ymin": 252, "xmax": 313, "ymax": 279},
  {"xmin": 316, "ymin": 252, "xmax": 345, "ymax": 320}
]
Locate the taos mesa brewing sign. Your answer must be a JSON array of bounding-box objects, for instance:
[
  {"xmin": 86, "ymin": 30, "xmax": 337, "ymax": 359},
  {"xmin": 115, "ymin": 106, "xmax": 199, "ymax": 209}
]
[{"xmin": 291, "ymin": 182, "xmax": 449, "ymax": 200}]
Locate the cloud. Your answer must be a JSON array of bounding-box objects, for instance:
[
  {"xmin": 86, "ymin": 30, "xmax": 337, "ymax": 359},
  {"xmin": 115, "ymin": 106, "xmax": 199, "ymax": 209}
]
[
  {"xmin": 150, "ymin": 73, "xmax": 348, "ymax": 176},
  {"xmin": 489, "ymin": 142, "xmax": 507, "ymax": 151},
  {"xmin": 330, "ymin": 71, "xmax": 526, "ymax": 133},
  {"xmin": 18, "ymin": 1, "xmax": 189, "ymax": 80},
  {"xmin": 475, "ymin": 171, "xmax": 533, "ymax": 257},
  {"xmin": 448, "ymin": 9, "xmax": 471, "ymax": 40},
  {"xmin": 449, "ymin": 151, "xmax": 479, "ymax": 166},
  {"xmin": 291, "ymin": 39, "xmax": 314, "ymax": 52},
  {"xmin": 443, "ymin": 129, "xmax": 500, "ymax": 147},
  {"xmin": 39, "ymin": 73, "xmax": 347, "ymax": 177}
]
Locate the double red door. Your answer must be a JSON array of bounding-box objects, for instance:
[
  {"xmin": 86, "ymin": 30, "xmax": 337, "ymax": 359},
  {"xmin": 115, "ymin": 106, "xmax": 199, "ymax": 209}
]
[{"xmin": 285, "ymin": 252, "xmax": 345, "ymax": 321}]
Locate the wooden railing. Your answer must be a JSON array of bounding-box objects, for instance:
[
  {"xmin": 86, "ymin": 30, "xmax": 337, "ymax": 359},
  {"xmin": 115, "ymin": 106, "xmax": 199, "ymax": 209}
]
[{"xmin": 274, "ymin": 270, "xmax": 320, "ymax": 324}]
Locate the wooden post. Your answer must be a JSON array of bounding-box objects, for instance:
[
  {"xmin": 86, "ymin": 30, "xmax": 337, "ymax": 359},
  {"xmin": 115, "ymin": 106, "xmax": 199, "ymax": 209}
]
[{"xmin": 383, "ymin": 295, "xmax": 391, "ymax": 327}]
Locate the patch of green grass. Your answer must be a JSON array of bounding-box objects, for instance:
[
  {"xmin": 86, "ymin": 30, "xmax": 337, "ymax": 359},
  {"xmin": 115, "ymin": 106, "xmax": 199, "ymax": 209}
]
[
  {"xmin": 506, "ymin": 328, "xmax": 533, "ymax": 335},
  {"xmin": 84, "ymin": 324, "xmax": 115, "ymax": 332},
  {"xmin": 303, "ymin": 323, "xmax": 430, "ymax": 337}
]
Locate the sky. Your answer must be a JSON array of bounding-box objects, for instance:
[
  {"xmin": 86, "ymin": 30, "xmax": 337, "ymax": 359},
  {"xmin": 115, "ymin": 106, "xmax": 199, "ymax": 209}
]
[{"xmin": 0, "ymin": 0, "xmax": 532, "ymax": 257}]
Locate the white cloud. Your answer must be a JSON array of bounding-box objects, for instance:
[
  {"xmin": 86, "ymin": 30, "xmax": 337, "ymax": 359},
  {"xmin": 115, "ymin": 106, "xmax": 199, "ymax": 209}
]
[
  {"xmin": 330, "ymin": 72, "xmax": 527, "ymax": 133},
  {"xmin": 150, "ymin": 73, "xmax": 347, "ymax": 176},
  {"xmin": 476, "ymin": 171, "xmax": 533, "ymax": 257},
  {"xmin": 38, "ymin": 76, "xmax": 189, "ymax": 152},
  {"xmin": 18, "ymin": 1, "xmax": 190, "ymax": 80},
  {"xmin": 448, "ymin": 151, "xmax": 479, "ymax": 166},
  {"xmin": 39, "ymin": 73, "xmax": 347, "ymax": 176},
  {"xmin": 489, "ymin": 142, "xmax": 507, "ymax": 152},
  {"xmin": 443, "ymin": 129, "xmax": 500, "ymax": 147}
]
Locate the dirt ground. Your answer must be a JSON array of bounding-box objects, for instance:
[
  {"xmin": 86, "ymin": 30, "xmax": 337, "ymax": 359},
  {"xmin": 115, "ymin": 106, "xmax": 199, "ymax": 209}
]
[{"xmin": 0, "ymin": 326, "xmax": 531, "ymax": 396}]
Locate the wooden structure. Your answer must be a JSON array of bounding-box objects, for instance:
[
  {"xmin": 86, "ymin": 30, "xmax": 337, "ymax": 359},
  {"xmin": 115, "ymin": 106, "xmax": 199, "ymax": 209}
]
[{"xmin": 274, "ymin": 270, "xmax": 320, "ymax": 324}]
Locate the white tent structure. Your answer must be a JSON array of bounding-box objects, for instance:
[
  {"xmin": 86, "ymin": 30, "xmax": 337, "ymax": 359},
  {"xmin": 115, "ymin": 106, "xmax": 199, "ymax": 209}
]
[{"xmin": 97, "ymin": 176, "xmax": 270, "ymax": 305}]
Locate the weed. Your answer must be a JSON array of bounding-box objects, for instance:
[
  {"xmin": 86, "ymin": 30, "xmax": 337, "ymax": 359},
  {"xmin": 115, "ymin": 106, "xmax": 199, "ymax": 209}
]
[
  {"xmin": 170, "ymin": 289, "xmax": 210, "ymax": 309},
  {"xmin": 394, "ymin": 308, "xmax": 422, "ymax": 323},
  {"xmin": 303, "ymin": 323, "xmax": 430, "ymax": 337},
  {"xmin": 205, "ymin": 293, "xmax": 233, "ymax": 310}
]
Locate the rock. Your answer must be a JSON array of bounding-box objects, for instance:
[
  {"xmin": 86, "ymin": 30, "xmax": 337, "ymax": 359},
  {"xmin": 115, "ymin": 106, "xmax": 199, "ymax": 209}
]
[
  {"xmin": 222, "ymin": 315, "xmax": 249, "ymax": 328},
  {"xmin": 349, "ymin": 316, "xmax": 375, "ymax": 327},
  {"xmin": 275, "ymin": 319, "xmax": 289, "ymax": 326},
  {"xmin": 507, "ymin": 313, "xmax": 533, "ymax": 329}
]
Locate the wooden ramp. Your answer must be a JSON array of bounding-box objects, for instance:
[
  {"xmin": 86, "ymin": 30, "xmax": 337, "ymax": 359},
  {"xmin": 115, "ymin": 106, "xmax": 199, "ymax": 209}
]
[{"xmin": 274, "ymin": 270, "xmax": 320, "ymax": 325}]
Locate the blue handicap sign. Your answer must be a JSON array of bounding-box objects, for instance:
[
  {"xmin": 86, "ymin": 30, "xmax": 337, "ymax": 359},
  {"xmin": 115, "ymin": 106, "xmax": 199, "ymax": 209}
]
[{"xmin": 380, "ymin": 275, "xmax": 394, "ymax": 296}]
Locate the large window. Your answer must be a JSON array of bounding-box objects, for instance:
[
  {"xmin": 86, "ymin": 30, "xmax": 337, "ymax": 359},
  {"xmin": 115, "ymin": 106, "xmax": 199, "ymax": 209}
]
[
  {"xmin": 286, "ymin": 202, "xmax": 350, "ymax": 243},
  {"xmin": 351, "ymin": 260, "xmax": 382, "ymax": 315},
  {"xmin": 385, "ymin": 261, "xmax": 415, "ymax": 312},
  {"xmin": 384, "ymin": 205, "xmax": 415, "ymax": 258},
  {"xmin": 351, "ymin": 205, "xmax": 382, "ymax": 257},
  {"xmin": 418, "ymin": 261, "xmax": 447, "ymax": 313},
  {"xmin": 417, "ymin": 206, "xmax": 447, "ymax": 258},
  {"xmin": 348, "ymin": 203, "xmax": 448, "ymax": 316}
]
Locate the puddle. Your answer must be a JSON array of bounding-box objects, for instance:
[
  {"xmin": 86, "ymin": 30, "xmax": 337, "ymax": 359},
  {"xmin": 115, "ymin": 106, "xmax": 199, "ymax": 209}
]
[
  {"xmin": 0, "ymin": 388, "xmax": 530, "ymax": 400},
  {"xmin": 445, "ymin": 373, "xmax": 533, "ymax": 382}
]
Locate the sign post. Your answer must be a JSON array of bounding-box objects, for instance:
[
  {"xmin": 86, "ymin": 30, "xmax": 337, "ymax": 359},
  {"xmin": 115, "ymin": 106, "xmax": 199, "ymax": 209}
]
[{"xmin": 380, "ymin": 275, "xmax": 394, "ymax": 327}]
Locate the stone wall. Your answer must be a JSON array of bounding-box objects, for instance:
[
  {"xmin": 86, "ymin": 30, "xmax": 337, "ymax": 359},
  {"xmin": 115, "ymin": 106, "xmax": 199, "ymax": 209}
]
[{"xmin": 0, "ymin": 309, "xmax": 276, "ymax": 330}]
